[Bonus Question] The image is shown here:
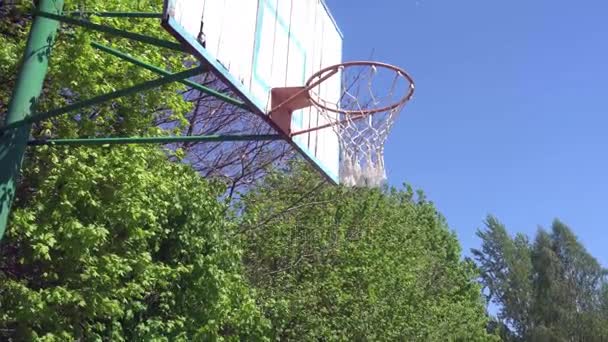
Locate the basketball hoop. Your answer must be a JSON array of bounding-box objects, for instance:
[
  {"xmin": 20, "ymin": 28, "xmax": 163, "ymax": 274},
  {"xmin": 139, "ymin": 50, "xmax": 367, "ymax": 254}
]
[{"xmin": 270, "ymin": 61, "xmax": 415, "ymax": 187}]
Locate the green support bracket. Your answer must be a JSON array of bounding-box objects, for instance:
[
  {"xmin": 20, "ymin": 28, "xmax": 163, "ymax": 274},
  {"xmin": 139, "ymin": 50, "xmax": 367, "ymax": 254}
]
[
  {"xmin": 91, "ymin": 42, "xmax": 248, "ymax": 110},
  {"xmin": 27, "ymin": 134, "xmax": 283, "ymax": 146},
  {"xmin": 68, "ymin": 11, "xmax": 163, "ymax": 19},
  {"xmin": 0, "ymin": 0, "xmax": 65, "ymax": 240},
  {"xmin": 0, "ymin": 67, "xmax": 204, "ymax": 132},
  {"xmin": 35, "ymin": 10, "xmax": 183, "ymax": 52}
]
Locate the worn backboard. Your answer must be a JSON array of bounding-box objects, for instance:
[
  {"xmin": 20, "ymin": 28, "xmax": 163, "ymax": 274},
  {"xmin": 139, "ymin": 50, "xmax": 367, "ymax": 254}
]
[{"xmin": 162, "ymin": 0, "xmax": 343, "ymax": 183}]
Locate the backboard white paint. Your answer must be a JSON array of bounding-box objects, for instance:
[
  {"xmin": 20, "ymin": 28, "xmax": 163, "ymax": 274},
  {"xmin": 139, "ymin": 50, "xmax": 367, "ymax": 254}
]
[{"xmin": 163, "ymin": 0, "xmax": 343, "ymax": 183}]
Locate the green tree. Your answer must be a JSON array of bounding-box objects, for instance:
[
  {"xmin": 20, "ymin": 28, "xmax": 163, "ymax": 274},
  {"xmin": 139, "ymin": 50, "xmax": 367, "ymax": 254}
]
[
  {"xmin": 238, "ymin": 162, "xmax": 496, "ymax": 341},
  {"xmin": 473, "ymin": 216, "xmax": 608, "ymax": 341},
  {"xmin": 0, "ymin": 146, "xmax": 269, "ymax": 340}
]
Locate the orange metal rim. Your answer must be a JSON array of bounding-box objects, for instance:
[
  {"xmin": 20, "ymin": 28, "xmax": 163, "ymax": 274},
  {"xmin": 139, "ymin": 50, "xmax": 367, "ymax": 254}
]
[{"xmin": 305, "ymin": 61, "xmax": 416, "ymax": 116}]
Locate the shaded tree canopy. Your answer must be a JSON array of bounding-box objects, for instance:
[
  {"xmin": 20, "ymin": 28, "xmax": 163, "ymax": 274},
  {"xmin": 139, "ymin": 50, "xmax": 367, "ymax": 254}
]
[
  {"xmin": 473, "ymin": 216, "xmax": 608, "ymax": 341},
  {"xmin": 239, "ymin": 162, "xmax": 496, "ymax": 341}
]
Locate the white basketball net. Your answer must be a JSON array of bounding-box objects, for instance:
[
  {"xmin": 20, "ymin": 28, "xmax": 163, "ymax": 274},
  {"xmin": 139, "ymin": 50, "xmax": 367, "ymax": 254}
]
[{"xmin": 308, "ymin": 62, "xmax": 414, "ymax": 187}]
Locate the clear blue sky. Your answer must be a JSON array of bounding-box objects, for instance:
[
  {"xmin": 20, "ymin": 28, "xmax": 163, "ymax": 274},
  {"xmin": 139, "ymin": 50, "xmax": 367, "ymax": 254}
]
[{"xmin": 326, "ymin": 0, "xmax": 608, "ymax": 264}]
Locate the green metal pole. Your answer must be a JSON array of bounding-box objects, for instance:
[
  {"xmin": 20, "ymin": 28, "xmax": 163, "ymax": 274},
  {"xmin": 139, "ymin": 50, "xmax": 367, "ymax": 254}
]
[
  {"xmin": 27, "ymin": 134, "xmax": 283, "ymax": 146},
  {"xmin": 0, "ymin": 0, "xmax": 65, "ymax": 240}
]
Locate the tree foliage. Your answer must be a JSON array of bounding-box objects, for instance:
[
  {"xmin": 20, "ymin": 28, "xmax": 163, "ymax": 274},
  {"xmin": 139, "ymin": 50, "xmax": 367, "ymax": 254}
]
[
  {"xmin": 239, "ymin": 162, "xmax": 496, "ymax": 341},
  {"xmin": 0, "ymin": 146, "xmax": 269, "ymax": 341},
  {"xmin": 473, "ymin": 216, "xmax": 608, "ymax": 341}
]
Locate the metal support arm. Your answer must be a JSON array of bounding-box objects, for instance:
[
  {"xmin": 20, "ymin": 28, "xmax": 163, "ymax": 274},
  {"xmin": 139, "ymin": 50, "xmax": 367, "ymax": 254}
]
[
  {"xmin": 27, "ymin": 134, "xmax": 282, "ymax": 146},
  {"xmin": 67, "ymin": 11, "xmax": 163, "ymax": 19},
  {"xmin": 0, "ymin": 67, "xmax": 204, "ymax": 132},
  {"xmin": 35, "ymin": 11, "xmax": 183, "ymax": 52},
  {"xmin": 90, "ymin": 42, "xmax": 248, "ymax": 110}
]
